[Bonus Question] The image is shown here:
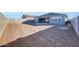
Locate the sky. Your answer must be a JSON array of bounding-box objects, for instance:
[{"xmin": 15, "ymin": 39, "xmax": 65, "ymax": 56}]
[
  {"xmin": 2, "ymin": 12, "xmax": 79, "ymax": 19},
  {"xmin": 2, "ymin": 12, "xmax": 47, "ymax": 19}
]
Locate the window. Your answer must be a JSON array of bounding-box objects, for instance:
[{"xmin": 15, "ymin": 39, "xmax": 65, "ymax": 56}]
[
  {"xmin": 52, "ymin": 19, "xmax": 54, "ymax": 21},
  {"xmin": 55, "ymin": 19, "xmax": 57, "ymax": 21},
  {"xmin": 51, "ymin": 19, "xmax": 61, "ymax": 22},
  {"xmin": 58, "ymin": 19, "xmax": 61, "ymax": 22}
]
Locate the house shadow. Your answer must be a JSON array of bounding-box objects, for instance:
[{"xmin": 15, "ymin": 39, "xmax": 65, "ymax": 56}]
[
  {"xmin": 1, "ymin": 24, "xmax": 79, "ymax": 47},
  {"xmin": 22, "ymin": 20, "xmax": 36, "ymax": 26}
]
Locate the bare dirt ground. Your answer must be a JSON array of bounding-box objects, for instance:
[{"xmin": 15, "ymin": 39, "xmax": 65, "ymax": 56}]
[
  {"xmin": 0, "ymin": 23, "xmax": 53, "ymax": 46},
  {"xmin": 1, "ymin": 23, "xmax": 79, "ymax": 47}
]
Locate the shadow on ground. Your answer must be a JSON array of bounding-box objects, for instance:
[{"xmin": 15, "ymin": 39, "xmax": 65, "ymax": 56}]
[
  {"xmin": 22, "ymin": 20, "xmax": 36, "ymax": 26},
  {"xmin": 1, "ymin": 24, "xmax": 79, "ymax": 47}
]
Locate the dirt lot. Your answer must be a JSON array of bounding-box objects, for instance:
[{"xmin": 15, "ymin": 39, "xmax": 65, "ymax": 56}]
[
  {"xmin": 0, "ymin": 23, "xmax": 79, "ymax": 47},
  {"xmin": 0, "ymin": 23, "xmax": 53, "ymax": 46}
]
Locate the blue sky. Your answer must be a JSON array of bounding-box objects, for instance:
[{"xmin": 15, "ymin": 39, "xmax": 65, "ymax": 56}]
[
  {"xmin": 2, "ymin": 12, "xmax": 47, "ymax": 19},
  {"xmin": 2, "ymin": 12, "xmax": 79, "ymax": 19}
]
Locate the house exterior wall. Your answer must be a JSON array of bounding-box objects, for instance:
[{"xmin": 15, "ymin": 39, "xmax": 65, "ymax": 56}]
[
  {"xmin": 21, "ymin": 17, "xmax": 35, "ymax": 22},
  {"xmin": 49, "ymin": 16, "xmax": 65, "ymax": 25},
  {"xmin": 35, "ymin": 15, "xmax": 66, "ymax": 25},
  {"xmin": 34, "ymin": 18, "xmax": 38, "ymax": 23},
  {"xmin": 71, "ymin": 16, "xmax": 79, "ymax": 36},
  {"xmin": 26, "ymin": 17, "xmax": 35, "ymax": 20}
]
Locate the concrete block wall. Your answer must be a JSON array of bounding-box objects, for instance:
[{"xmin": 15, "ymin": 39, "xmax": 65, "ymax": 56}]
[
  {"xmin": 77, "ymin": 16, "xmax": 79, "ymax": 36},
  {"xmin": 71, "ymin": 16, "xmax": 79, "ymax": 36}
]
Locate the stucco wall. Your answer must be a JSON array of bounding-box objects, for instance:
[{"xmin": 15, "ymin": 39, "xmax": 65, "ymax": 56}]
[
  {"xmin": 35, "ymin": 16, "xmax": 66, "ymax": 25},
  {"xmin": 34, "ymin": 18, "xmax": 38, "ymax": 24},
  {"xmin": 49, "ymin": 16, "xmax": 65, "ymax": 25},
  {"xmin": 0, "ymin": 16, "xmax": 9, "ymax": 38}
]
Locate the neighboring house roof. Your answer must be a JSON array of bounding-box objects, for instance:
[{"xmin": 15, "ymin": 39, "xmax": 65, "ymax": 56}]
[
  {"xmin": 38, "ymin": 12, "xmax": 68, "ymax": 18},
  {"xmin": 22, "ymin": 15, "xmax": 37, "ymax": 19},
  {"xmin": 26, "ymin": 15, "xmax": 36, "ymax": 18}
]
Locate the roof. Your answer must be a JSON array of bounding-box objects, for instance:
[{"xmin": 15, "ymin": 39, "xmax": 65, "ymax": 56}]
[
  {"xmin": 22, "ymin": 15, "xmax": 37, "ymax": 19},
  {"xmin": 26, "ymin": 15, "xmax": 36, "ymax": 18},
  {"xmin": 38, "ymin": 12, "xmax": 68, "ymax": 18}
]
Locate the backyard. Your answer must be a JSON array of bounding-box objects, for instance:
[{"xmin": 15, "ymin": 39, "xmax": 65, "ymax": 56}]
[{"xmin": 0, "ymin": 23, "xmax": 79, "ymax": 47}]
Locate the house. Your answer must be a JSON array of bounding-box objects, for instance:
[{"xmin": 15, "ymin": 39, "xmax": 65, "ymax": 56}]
[
  {"xmin": 34, "ymin": 13, "xmax": 68, "ymax": 25},
  {"xmin": 21, "ymin": 15, "xmax": 36, "ymax": 22}
]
